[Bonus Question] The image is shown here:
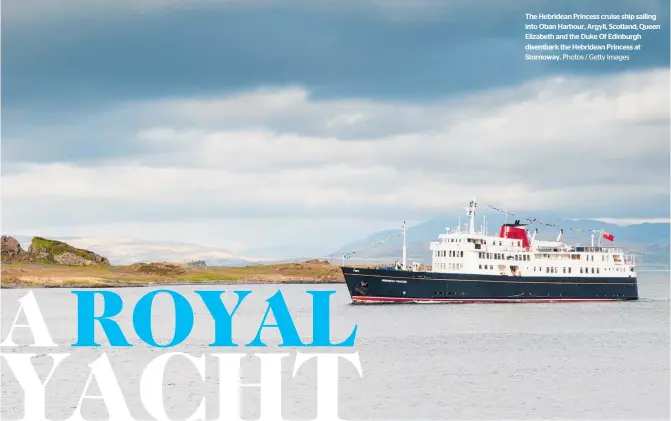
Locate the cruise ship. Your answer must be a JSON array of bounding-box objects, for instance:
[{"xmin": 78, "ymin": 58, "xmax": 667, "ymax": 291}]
[{"xmin": 341, "ymin": 199, "xmax": 638, "ymax": 303}]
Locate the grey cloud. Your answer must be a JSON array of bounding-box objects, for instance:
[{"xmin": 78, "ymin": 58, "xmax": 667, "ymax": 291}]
[{"xmin": 3, "ymin": 0, "xmax": 668, "ymax": 115}]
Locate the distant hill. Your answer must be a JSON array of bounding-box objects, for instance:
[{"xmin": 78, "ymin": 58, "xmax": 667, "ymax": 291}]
[{"xmin": 329, "ymin": 214, "xmax": 670, "ymax": 268}]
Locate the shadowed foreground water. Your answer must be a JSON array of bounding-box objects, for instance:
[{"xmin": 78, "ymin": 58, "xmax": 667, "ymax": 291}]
[{"xmin": 1, "ymin": 271, "xmax": 669, "ymax": 420}]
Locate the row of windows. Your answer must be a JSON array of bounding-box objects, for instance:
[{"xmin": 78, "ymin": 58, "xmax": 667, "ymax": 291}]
[
  {"xmin": 437, "ymin": 263, "xmax": 464, "ymax": 270},
  {"xmin": 441, "ymin": 263, "xmax": 629, "ymax": 274},
  {"xmin": 436, "ymin": 250, "xmax": 464, "ymax": 258},
  {"xmin": 479, "ymin": 252, "xmax": 530, "ymax": 261},
  {"xmin": 467, "ymin": 238, "xmax": 521, "ymax": 247},
  {"xmin": 533, "ymin": 267, "xmax": 574, "ymax": 274},
  {"xmin": 531, "ymin": 267, "xmax": 626, "ymax": 274}
]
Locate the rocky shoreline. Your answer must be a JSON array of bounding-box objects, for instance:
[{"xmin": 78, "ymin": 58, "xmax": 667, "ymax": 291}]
[
  {"xmin": 1, "ymin": 277, "xmax": 345, "ymax": 289},
  {"xmin": 0, "ymin": 235, "xmax": 349, "ymax": 289}
]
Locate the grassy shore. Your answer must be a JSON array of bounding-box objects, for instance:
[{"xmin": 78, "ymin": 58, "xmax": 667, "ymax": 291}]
[{"xmin": 0, "ymin": 260, "xmax": 348, "ymax": 288}]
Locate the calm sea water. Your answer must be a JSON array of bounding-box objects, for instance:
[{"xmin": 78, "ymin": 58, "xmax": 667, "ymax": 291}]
[{"xmin": 1, "ymin": 271, "xmax": 669, "ymax": 420}]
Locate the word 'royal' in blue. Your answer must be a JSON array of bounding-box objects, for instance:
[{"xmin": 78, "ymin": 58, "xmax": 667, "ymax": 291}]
[{"xmin": 71, "ymin": 290, "xmax": 357, "ymax": 348}]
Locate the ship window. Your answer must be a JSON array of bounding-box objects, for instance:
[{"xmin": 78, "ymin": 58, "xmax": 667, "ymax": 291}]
[
  {"xmin": 597, "ymin": 268, "xmax": 600, "ymax": 274},
  {"xmin": 479, "ymin": 264, "xmax": 482, "ymax": 269},
  {"xmin": 460, "ymin": 251, "xmax": 464, "ymax": 257},
  {"xmin": 591, "ymin": 268, "xmax": 595, "ymax": 274},
  {"xmin": 490, "ymin": 265, "xmax": 493, "ymax": 270}
]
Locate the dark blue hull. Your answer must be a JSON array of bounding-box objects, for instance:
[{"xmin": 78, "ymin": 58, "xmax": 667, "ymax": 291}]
[{"xmin": 341, "ymin": 267, "xmax": 638, "ymax": 303}]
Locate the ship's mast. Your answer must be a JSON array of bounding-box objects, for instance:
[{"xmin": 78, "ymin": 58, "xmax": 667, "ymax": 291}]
[
  {"xmin": 402, "ymin": 220, "xmax": 407, "ymax": 270},
  {"xmin": 467, "ymin": 197, "xmax": 477, "ymax": 234}
]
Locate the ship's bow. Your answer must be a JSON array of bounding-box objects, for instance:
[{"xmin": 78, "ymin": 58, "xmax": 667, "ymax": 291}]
[{"xmin": 341, "ymin": 266, "xmax": 372, "ymax": 299}]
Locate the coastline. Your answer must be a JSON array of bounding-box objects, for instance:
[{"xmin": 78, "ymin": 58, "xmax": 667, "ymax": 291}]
[
  {"xmin": 0, "ymin": 260, "xmax": 347, "ymax": 289},
  {"xmin": 0, "ymin": 279, "xmax": 345, "ymax": 289}
]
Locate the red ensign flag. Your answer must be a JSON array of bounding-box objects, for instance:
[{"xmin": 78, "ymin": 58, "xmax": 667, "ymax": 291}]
[{"xmin": 602, "ymin": 232, "xmax": 614, "ymax": 241}]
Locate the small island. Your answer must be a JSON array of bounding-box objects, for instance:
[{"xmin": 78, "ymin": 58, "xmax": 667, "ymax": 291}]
[{"xmin": 1, "ymin": 235, "xmax": 347, "ymax": 288}]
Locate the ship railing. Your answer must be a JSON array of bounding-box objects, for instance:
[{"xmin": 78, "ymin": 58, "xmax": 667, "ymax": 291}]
[{"xmin": 572, "ymin": 246, "xmax": 623, "ymax": 253}]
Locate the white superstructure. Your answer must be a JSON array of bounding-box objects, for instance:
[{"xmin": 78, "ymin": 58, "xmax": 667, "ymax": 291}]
[{"xmin": 424, "ymin": 199, "xmax": 636, "ymax": 278}]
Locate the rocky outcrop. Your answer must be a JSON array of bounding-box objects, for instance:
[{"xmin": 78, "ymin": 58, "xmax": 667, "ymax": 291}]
[
  {"xmin": 27, "ymin": 237, "xmax": 109, "ymax": 266},
  {"xmin": 1, "ymin": 235, "xmax": 109, "ymax": 266},
  {"xmin": 1, "ymin": 236, "xmax": 27, "ymax": 262},
  {"xmin": 134, "ymin": 262, "xmax": 187, "ymax": 275}
]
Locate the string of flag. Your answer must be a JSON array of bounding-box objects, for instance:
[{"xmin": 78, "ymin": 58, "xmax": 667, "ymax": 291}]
[
  {"xmin": 486, "ymin": 204, "xmax": 615, "ymax": 241},
  {"xmin": 342, "ymin": 232, "xmax": 402, "ymax": 259}
]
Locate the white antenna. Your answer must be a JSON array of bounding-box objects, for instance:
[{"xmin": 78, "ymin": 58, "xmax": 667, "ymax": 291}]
[
  {"xmin": 556, "ymin": 229, "xmax": 563, "ymax": 242},
  {"xmin": 401, "ymin": 221, "xmax": 407, "ymax": 270},
  {"xmin": 457, "ymin": 216, "xmax": 461, "ymax": 233},
  {"xmin": 468, "ymin": 197, "xmax": 477, "ymax": 234},
  {"xmin": 483, "ymin": 214, "xmax": 487, "ymax": 236}
]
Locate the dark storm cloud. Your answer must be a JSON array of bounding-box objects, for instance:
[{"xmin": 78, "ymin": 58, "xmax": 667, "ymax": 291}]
[{"xmin": 3, "ymin": 0, "xmax": 668, "ymax": 113}]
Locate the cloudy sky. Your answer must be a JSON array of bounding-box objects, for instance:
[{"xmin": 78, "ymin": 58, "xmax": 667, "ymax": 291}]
[{"xmin": 2, "ymin": 0, "xmax": 670, "ymax": 256}]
